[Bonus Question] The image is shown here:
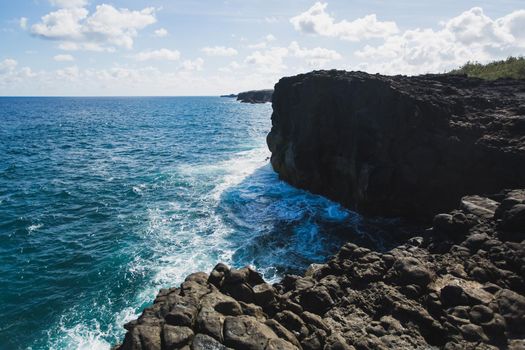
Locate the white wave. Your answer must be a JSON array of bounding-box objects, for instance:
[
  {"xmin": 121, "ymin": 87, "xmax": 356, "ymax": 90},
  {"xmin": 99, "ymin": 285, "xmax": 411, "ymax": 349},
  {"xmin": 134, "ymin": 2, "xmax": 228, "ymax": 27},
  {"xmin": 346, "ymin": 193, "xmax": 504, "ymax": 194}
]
[
  {"xmin": 52, "ymin": 143, "xmax": 357, "ymax": 350},
  {"xmin": 27, "ymin": 223, "xmax": 43, "ymax": 233}
]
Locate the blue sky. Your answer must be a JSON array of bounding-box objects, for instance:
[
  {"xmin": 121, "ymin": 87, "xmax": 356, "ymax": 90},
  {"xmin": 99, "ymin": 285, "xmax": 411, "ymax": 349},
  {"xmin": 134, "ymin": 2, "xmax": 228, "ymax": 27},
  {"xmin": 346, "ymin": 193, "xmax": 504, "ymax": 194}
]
[{"xmin": 0, "ymin": 0, "xmax": 524, "ymax": 95}]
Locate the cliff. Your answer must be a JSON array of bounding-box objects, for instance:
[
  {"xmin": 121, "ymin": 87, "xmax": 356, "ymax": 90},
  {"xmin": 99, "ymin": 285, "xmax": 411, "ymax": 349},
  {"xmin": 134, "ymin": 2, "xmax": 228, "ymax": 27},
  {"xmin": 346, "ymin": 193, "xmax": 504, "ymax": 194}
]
[
  {"xmin": 267, "ymin": 71, "xmax": 525, "ymax": 219},
  {"xmin": 237, "ymin": 89, "xmax": 273, "ymax": 104}
]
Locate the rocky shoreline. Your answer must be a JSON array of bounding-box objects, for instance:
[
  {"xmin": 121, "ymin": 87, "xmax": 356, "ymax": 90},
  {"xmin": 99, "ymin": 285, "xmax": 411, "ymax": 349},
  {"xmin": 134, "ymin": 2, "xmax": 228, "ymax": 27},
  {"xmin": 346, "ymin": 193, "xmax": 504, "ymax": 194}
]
[
  {"xmin": 115, "ymin": 71, "xmax": 524, "ymax": 349},
  {"xmin": 115, "ymin": 190, "xmax": 524, "ymax": 350}
]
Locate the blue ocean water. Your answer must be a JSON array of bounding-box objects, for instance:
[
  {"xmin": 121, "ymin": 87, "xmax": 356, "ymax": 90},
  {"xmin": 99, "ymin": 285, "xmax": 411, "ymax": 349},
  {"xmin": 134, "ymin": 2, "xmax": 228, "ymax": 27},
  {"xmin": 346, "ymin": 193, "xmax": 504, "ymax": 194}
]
[{"xmin": 0, "ymin": 97, "xmax": 365, "ymax": 350}]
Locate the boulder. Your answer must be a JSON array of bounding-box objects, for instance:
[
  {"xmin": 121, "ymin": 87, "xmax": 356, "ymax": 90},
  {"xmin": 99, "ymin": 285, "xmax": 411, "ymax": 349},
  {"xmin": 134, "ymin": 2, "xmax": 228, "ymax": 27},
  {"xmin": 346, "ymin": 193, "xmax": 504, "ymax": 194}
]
[
  {"xmin": 389, "ymin": 256, "xmax": 432, "ymax": 288},
  {"xmin": 162, "ymin": 325, "xmax": 194, "ymax": 349},
  {"xmin": 223, "ymin": 315, "xmax": 278, "ymax": 350}
]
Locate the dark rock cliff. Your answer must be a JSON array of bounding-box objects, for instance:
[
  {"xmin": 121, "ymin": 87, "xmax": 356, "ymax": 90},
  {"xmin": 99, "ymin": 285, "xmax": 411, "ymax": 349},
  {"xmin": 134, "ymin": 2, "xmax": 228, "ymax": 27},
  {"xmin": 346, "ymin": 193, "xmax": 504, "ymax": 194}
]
[
  {"xmin": 237, "ymin": 89, "xmax": 273, "ymax": 104},
  {"xmin": 267, "ymin": 70, "xmax": 525, "ymax": 219}
]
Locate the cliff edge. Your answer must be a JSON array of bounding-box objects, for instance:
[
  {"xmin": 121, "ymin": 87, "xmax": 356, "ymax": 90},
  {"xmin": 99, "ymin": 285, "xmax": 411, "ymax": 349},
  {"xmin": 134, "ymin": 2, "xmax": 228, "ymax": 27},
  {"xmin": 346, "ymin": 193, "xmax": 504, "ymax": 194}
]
[{"xmin": 267, "ymin": 71, "xmax": 525, "ymax": 218}]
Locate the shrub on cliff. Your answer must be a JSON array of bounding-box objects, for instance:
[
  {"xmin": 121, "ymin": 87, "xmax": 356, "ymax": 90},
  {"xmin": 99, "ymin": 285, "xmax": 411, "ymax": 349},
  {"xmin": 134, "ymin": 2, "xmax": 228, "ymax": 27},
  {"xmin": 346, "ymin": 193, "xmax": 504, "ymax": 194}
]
[{"xmin": 450, "ymin": 56, "xmax": 525, "ymax": 80}]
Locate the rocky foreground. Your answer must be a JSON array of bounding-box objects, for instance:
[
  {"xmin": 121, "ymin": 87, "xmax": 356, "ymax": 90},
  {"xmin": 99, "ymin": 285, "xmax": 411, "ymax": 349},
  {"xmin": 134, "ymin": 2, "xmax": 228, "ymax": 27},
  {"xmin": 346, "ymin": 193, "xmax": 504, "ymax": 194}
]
[
  {"xmin": 115, "ymin": 190, "xmax": 524, "ymax": 350},
  {"xmin": 116, "ymin": 71, "xmax": 524, "ymax": 349}
]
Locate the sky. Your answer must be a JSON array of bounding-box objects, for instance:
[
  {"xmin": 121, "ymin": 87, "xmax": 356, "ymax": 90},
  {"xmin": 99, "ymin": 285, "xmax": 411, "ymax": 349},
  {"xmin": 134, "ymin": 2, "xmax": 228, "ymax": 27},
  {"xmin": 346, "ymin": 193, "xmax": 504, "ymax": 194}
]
[{"xmin": 0, "ymin": 0, "xmax": 524, "ymax": 96}]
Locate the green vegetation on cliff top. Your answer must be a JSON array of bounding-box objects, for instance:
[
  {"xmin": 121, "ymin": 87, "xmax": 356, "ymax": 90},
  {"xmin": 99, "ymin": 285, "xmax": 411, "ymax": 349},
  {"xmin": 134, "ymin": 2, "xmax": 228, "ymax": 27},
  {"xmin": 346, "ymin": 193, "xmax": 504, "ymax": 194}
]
[{"xmin": 449, "ymin": 56, "xmax": 525, "ymax": 80}]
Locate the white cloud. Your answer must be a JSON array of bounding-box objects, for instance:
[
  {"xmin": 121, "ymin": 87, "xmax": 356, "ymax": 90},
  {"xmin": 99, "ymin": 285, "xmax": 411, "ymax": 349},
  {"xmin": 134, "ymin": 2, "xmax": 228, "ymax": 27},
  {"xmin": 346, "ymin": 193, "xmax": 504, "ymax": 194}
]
[
  {"xmin": 49, "ymin": 0, "xmax": 88, "ymax": 8},
  {"xmin": 289, "ymin": 41, "xmax": 342, "ymax": 66},
  {"xmin": 54, "ymin": 54, "xmax": 75, "ymax": 61},
  {"xmin": 0, "ymin": 59, "xmax": 37, "ymax": 87},
  {"xmin": 247, "ymin": 34, "xmax": 277, "ymax": 49},
  {"xmin": 182, "ymin": 58, "xmax": 204, "ymax": 71},
  {"xmin": 58, "ymin": 42, "xmax": 115, "ymax": 52},
  {"xmin": 265, "ymin": 34, "xmax": 276, "ymax": 42},
  {"xmin": 57, "ymin": 65, "xmax": 80, "ymax": 80},
  {"xmin": 0, "ymin": 58, "xmax": 18, "ymax": 72},
  {"xmin": 290, "ymin": 2, "xmax": 398, "ymax": 41},
  {"xmin": 201, "ymin": 46, "xmax": 238, "ymax": 57},
  {"xmin": 219, "ymin": 61, "xmax": 242, "ymax": 73},
  {"xmin": 135, "ymin": 48, "xmax": 181, "ymax": 61},
  {"xmin": 31, "ymin": 4, "xmax": 157, "ymax": 51},
  {"xmin": 245, "ymin": 47, "xmax": 288, "ymax": 73},
  {"xmin": 19, "ymin": 17, "xmax": 28, "ymax": 30},
  {"xmin": 154, "ymin": 28, "xmax": 168, "ymax": 37},
  {"xmin": 354, "ymin": 7, "xmax": 525, "ymax": 75}
]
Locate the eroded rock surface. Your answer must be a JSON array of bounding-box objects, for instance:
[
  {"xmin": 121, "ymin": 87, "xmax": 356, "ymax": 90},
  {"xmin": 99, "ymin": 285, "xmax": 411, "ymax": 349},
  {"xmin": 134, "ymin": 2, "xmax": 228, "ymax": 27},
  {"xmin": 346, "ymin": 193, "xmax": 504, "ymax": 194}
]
[
  {"xmin": 115, "ymin": 191, "xmax": 525, "ymax": 350},
  {"xmin": 267, "ymin": 71, "xmax": 525, "ymax": 218}
]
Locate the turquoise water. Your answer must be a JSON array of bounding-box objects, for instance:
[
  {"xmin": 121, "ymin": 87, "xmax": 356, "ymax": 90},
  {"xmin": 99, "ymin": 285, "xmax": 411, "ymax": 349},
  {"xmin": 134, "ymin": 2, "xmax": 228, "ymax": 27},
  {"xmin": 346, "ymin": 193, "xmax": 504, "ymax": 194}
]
[{"xmin": 0, "ymin": 97, "xmax": 362, "ymax": 349}]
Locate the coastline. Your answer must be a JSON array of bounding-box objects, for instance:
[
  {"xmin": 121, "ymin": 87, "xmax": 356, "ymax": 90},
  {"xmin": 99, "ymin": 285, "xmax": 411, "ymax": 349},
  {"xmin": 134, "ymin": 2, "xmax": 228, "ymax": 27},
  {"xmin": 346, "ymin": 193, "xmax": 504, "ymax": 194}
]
[{"xmin": 114, "ymin": 71, "xmax": 525, "ymax": 349}]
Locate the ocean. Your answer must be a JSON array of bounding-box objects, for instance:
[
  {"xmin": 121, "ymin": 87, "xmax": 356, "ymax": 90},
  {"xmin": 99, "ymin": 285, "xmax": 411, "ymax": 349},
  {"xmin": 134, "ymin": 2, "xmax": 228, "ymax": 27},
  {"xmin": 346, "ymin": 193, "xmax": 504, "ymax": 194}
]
[{"xmin": 0, "ymin": 97, "xmax": 369, "ymax": 349}]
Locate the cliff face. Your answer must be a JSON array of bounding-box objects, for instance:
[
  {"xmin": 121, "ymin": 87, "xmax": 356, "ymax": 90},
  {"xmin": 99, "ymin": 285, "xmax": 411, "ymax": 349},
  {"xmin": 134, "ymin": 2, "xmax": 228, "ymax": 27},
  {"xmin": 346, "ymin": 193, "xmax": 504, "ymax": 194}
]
[
  {"xmin": 237, "ymin": 90, "xmax": 273, "ymax": 104},
  {"xmin": 267, "ymin": 71, "xmax": 525, "ymax": 218}
]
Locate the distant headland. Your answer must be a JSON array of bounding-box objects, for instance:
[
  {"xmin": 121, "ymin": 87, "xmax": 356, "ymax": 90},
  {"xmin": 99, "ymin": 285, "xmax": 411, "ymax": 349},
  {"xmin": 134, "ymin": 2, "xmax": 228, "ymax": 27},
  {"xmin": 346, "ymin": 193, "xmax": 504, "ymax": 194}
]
[{"xmin": 221, "ymin": 89, "xmax": 274, "ymax": 104}]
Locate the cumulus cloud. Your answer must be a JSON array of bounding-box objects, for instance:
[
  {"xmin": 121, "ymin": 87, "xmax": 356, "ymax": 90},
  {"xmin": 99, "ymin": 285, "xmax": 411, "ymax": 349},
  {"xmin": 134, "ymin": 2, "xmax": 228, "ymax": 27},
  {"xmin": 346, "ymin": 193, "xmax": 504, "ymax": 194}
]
[
  {"xmin": 154, "ymin": 28, "xmax": 168, "ymax": 37},
  {"xmin": 290, "ymin": 2, "xmax": 398, "ymax": 41},
  {"xmin": 135, "ymin": 48, "xmax": 181, "ymax": 61},
  {"xmin": 201, "ymin": 46, "xmax": 238, "ymax": 57},
  {"xmin": 247, "ymin": 34, "xmax": 277, "ymax": 49},
  {"xmin": 49, "ymin": 0, "xmax": 88, "ymax": 8},
  {"xmin": 54, "ymin": 54, "xmax": 75, "ymax": 61},
  {"xmin": 0, "ymin": 58, "xmax": 18, "ymax": 72},
  {"xmin": 219, "ymin": 61, "xmax": 242, "ymax": 73},
  {"xmin": 245, "ymin": 47, "xmax": 288, "ymax": 73},
  {"xmin": 355, "ymin": 7, "xmax": 525, "ymax": 75},
  {"xmin": 56, "ymin": 65, "xmax": 80, "ymax": 80},
  {"xmin": 245, "ymin": 38, "xmax": 342, "ymax": 72},
  {"xmin": 31, "ymin": 4, "xmax": 157, "ymax": 51},
  {"xmin": 19, "ymin": 17, "xmax": 28, "ymax": 30},
  {"xmin": 288, "ymin": 41, "xmax": 342, "ymax": 66},
  {"xmin": 0, "ymin": 59, "xmax": 36, "ymax": 87},
  {"xmin": 182, "ymin": 58, "xmax": 204, "ymax": 71}
]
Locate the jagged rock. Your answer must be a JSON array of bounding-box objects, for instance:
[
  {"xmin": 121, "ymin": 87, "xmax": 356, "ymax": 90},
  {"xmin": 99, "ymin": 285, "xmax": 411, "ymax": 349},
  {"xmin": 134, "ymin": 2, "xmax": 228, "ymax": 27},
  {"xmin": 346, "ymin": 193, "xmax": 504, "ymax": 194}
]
[
  {"xmin": 121, "ymin": 325, "xmax": 162, "ymax": 350},
  {"xmin": 253, "ymin": 283, "xmax": 277, "ymax": 307},
  {"xmin": 191, "ymin": 334, "xmax": 232, "ymax": 350},
  {"xmin": 500, "ymin": 204, "xmax": 525, "ymax": 232},
  {"xmin": 265, "ymin": 319, "xmax": 302, "ymax": 349},
  {"xmin": 492, "ymin": 289, "xmax": 525, "ymax": 332},
  {"xmin": 223, "ymin": 315, "xmax": 279, "ymax": 349},
  {"xmin": 460, "ymin": 196, "xmax": 499, "ymax": 219},
  {"xmin": 165, "ymin": 304, "xmax": 198, "ymax": 327},
  {"xmin": 163, "ymin": 326, "xmax": 193, "ymax": 349},
  {"xmin": 274, "ymin": 310, "xmax": 309, "ymax": 338},
  {"xmin": 267, "ymin": 71, "xmax": 525, "ymax": 218},
  {"xmin": 433, "ymin": 212, "xmax": 473, "ymax": 236},
  {"xmin": 300, "ymin": 285, "xmax": 334, "ymax": 315},
  {"xmin": 389, "ymin": 256, "xmax": 432, "ymax": 287}
]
